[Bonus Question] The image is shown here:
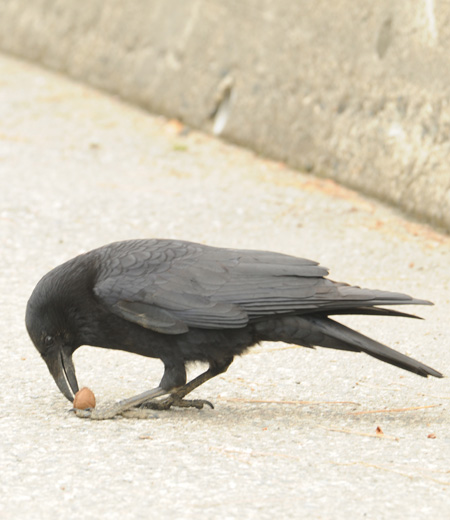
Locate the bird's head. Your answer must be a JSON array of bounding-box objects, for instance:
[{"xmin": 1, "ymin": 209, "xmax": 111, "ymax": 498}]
[{"xmin": 25, "ymin": 271, "xmax": 81, "ymax": 402}]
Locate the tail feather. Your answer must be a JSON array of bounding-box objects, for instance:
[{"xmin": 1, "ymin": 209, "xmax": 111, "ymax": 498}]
[
  {"xmin": 309, "ymin": 317, "xmax": 443, "ymax": 378},
  {"xmin": 255, "ymin": 315, "xmax": 443, "ymax": 378}
]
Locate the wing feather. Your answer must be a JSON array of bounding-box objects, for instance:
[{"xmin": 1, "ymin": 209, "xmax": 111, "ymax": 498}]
[{"xmin": 92, "ymin": 239, "xmax": 424, "ymax": 334}]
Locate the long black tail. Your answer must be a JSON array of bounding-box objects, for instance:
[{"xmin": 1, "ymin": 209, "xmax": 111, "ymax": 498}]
[{"xmin": 255, "ymin": 315, "xmax": 443, "ymax": 378}]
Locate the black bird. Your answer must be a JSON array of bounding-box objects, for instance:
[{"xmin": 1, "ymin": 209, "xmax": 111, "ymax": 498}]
[{"xmin": 25, "ymin": 239, "xmax": 442, "ymax": 419}]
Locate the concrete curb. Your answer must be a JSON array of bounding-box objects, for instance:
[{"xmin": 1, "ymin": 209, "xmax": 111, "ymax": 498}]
[{"xmin": 1, "ymin": 0, "xmax": 449, "ymax": 232}]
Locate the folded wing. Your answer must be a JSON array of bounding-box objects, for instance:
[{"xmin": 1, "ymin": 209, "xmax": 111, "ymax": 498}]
[{"xmin": 93, "ymin": 240, "xmax": 428, "ymax": 334}]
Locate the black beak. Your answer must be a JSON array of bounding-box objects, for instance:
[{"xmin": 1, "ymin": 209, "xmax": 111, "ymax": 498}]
[{"xmin": 44, "ymin": 347, "xmax": 79, "ymax": 402}]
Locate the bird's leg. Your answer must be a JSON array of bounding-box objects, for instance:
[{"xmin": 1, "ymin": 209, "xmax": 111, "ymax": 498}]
[
  {"xmin": 74, "ymin": 358, "xmax": 232, "ymax": 419},
  {"xmin": 74, "ymin": 361, "xmax": 186, "ymax": 419},
  {"xmin": 141, "ymin": 357, "xmax": 233, "ymax": 410}
]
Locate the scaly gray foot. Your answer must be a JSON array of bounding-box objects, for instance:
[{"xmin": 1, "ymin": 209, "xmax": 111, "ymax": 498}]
[
  {"xmin": 73, "ymin": 386, "xmax": 169, "ymax": 419},
  {"xmin": 73, "ymin": 403, "xmax": 125, "ymax": 420}
]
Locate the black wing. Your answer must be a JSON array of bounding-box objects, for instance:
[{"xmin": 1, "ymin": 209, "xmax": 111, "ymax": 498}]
[{"xmin": 92, "ymin": 239, "xmax": 428, "ymax": 335}]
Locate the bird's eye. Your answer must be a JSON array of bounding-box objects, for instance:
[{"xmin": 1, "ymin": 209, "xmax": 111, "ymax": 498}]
[{"xmin": 44, "ymin": 335, "xmax": 54, "ymax": 347}]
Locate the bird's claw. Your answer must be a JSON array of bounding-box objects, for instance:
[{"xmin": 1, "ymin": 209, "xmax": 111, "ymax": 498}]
[
  {"xmin": 174, "ymin": 398, "xmax": 214, "ymax": 410},
  {"xmin": 72, "ymin": 408, "xmax": 93, "ymax": 418},
  {"xmin": 141, "ymin": 395, "xmax": 214, "ymax": 410},
  {"xmin": 73, "ymin": 404, "xmax": 124, "ymax": 420}
]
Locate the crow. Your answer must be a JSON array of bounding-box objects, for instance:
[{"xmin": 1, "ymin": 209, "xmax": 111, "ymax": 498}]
[{"xmin": 25, "ymin": 239, "xmax": 442, "ymax": 419}]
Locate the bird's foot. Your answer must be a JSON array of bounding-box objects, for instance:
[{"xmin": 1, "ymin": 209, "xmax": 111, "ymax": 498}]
[
  {"xmin": 73, "ymin": 405, "xmax": 158, "ymax": 420},
  {"xmin": 140, "ymin": 395, "xmax": 214, "ymax": 410},
  {"xmin": 72, "ymin": 386, "xmax": 169, "ymax": 419},
  {"xmin": 73, "ymin": 403, "xmax": 125, "ymax": 420},
  {"xmin": 72, "ymin": 391, "xmax": 214, "ymax": 419}
]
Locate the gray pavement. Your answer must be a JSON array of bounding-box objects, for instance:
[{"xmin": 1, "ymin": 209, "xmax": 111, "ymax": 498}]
[{"xmin": 1, "ymin": 53, "xmax": 449, "ymax": 519}]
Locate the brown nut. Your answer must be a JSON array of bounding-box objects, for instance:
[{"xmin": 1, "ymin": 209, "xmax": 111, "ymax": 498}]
[{"xmin": 73, "ymin": 387, "xmax": 96, "ymax": 410}]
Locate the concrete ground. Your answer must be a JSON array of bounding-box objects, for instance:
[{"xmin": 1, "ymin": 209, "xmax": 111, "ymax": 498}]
[{"xmin": 1, "ymin": 53, "xmax": 449, "ymax": 519}]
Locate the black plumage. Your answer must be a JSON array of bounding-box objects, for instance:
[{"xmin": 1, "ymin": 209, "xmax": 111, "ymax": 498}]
[{"xmin": 25, "ymin": 239, "xmax": 442, "ymax": 419}]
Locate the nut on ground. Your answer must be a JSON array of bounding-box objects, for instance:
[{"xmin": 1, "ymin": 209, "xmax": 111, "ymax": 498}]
[{"xmin": 73, "ymin": 387, "xmax": 96, "ymax": 409}]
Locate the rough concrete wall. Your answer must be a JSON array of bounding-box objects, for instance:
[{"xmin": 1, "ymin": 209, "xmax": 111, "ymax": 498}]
[{"xmin": 1, "ymin": 0, "xmax": 449, "ymax": 231}]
